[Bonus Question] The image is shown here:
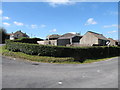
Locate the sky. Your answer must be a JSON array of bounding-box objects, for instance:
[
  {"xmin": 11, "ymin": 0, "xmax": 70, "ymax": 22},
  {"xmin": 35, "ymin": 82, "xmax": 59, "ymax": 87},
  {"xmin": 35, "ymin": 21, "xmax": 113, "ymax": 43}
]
[{"xmin": 1, "ymin": 2, "xmax": 118, "ymax": 39}]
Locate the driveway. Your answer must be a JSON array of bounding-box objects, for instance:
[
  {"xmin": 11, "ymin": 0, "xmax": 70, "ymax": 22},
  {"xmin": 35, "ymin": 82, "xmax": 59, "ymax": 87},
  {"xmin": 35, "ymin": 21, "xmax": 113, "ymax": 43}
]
[
  {"xmin": 2, "ymin": 56, "xmax": 118, "ymax": 88},
  {"xmin": 0, "ymin": 44, "xmax": 5, "ymax": 46}
]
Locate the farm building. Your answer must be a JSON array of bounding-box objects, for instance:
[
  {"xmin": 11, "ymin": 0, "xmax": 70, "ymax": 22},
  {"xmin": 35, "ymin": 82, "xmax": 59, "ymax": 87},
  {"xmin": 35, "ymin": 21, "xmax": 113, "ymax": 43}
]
[
  {"xmin": 108, "ymin": 38, "xmax": 119, "ymax": 46},
  {"xmin": 37, "ymin": 34, "xmax": 60, "ymax": 46},
  {"xmin": 57, "ymin": 33, "xmax": 82, "ymax": 46},
  {"xmin": 80, "ymin": 31, "xmax": 108, "ymax": 46}
]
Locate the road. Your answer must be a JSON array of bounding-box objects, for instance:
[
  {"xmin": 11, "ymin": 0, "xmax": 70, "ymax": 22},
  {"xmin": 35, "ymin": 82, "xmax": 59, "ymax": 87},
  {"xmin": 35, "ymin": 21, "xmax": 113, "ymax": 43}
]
[
  {"xmin": 2, "ymin": 56, "xmax": 118, "ymax": 88},
  {"xmin": 0, "ymin": 44, "xmax": 5, "ymax": 46}
]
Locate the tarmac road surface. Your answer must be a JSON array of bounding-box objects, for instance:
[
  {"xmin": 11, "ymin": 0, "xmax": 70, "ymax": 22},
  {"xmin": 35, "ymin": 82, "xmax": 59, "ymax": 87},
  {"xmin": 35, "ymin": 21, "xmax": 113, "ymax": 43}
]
[{"xmin": 2, "ymin": 56, "xmax": 118, "ymax": 88}]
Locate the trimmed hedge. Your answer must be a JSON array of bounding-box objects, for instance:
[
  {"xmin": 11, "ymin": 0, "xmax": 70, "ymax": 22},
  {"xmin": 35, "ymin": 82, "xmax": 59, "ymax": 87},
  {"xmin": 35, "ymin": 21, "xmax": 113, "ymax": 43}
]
[
  {"xmin": 5, "ymin": 40, "xmax": 120, "ymax": 62},
  {"xmin": 14, "ymin": 37, "xmax": 43, "ymax": 44}
]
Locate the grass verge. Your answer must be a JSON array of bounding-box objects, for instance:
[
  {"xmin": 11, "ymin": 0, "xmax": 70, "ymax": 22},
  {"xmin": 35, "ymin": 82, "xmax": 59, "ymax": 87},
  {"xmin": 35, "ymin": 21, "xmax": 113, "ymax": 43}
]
[{"xmin": 0, "ymin": 45, "xmax": 117, "ymax": 64}]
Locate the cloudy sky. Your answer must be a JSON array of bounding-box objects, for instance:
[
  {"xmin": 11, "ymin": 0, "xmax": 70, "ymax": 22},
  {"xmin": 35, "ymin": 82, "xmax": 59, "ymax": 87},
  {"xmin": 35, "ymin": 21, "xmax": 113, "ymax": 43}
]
[{"xmin": 1, "ymin": 1, "xmax": 118, "ymax": 39}]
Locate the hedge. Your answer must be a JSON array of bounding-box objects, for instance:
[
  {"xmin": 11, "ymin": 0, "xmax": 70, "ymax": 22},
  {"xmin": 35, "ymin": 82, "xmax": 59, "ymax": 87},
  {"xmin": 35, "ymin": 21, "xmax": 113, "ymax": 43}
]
[
  {"xmin": 5, "ymin": 40, "xmax": 120, "ymax": 62},
  {"xmin": 14, "ymin": 37, "xmax": 43, "ymax": 44}
]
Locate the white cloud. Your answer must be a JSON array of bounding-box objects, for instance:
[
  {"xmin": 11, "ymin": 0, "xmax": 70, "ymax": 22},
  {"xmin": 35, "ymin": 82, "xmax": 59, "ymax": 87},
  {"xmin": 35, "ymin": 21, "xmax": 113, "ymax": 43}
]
[
  {"xmin": 85, "ymin": 18, "xmax": 97, "ymax": 25},
  {"xmin": 103, "ymin": 24, "xmax": 118, "ymax": 28},
  {"xmin": 3, "ymin": 22, "xmax": 11, "ymax": 26},
  {"xmin": 0, "ymin": 9, "xmax": 3, "ymax": 15},
  {"xmin": 48, "ymin": 0, "xmax": 76, "ymax": 7},
  {"xmin": 3, "ymin": 16, "xmax": 10, "ymax": 20},
  {"xmin": 13, "ymin": 21, "xmax": 24, "ymax": 26},
  {"xmin": 31, "ymin": 24, "xmax": 37, "ymax": 29},
  {"xmin": 40, "ymin": 24, "xmax": 46, "ymax": 28},
  {"xmin": 108, "ymin": 30, "xmax": 118, "ymax": 34},
  {"xmin": 50, "ymin": 28, "xmax": 57, "ymax": 32}
]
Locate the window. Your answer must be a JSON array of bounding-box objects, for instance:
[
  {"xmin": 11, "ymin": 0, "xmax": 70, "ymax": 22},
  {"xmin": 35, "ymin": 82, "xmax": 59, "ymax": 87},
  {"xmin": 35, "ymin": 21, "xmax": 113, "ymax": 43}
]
[{"xmin": 17, "ymin": 34, "xmax": 19, "ymax": 37}]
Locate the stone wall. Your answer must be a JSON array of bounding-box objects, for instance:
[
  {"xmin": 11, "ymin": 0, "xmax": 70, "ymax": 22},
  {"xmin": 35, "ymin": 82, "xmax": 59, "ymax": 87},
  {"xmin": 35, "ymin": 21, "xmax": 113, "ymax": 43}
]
[{"xmin": 80, "ymin": 32, "xmax": 98, "ymax": 46}]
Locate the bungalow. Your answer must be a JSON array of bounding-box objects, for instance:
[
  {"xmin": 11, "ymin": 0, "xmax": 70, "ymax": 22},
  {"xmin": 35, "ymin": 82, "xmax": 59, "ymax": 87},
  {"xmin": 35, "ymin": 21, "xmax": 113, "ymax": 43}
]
[
  {"xmin": 80, "ymin": 31, "xmax": 108, "ymax": 46},
  {"xmin": 10, "ymin": 30, "xmax": 29, "ymax": 40},
  {"xmin": 57, "ymin": 33, "xmax": 82, "ymax": 46}
]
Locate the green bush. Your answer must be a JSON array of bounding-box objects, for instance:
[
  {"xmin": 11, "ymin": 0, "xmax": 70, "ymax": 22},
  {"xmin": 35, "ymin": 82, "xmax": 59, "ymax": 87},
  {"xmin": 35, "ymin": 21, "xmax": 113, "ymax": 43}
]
[
  {"xmin": 14, "ymin": 37, "xmax": 43, "ymax": 44},
  {"xmin": 5, "ymin": 40, "xmax": 120, "ymax": 62}
]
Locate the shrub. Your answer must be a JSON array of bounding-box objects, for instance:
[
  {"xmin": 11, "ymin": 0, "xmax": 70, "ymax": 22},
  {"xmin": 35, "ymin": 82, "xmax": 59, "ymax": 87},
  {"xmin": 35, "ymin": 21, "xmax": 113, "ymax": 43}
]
[
  {"xmin": 5, "ymin": 40, "xmax": 120, "ymax": 62},
  {"xmin": 14, "ymin": 37, "xmax": 43, "ymax": 44}
]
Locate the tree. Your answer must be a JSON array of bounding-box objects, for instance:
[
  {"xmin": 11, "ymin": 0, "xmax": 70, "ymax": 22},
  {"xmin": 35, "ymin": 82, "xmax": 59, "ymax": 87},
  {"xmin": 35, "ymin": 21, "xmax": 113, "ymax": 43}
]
[{"xmin": 0, "ymin": 27, "xmax": 7, "ymax": 44}]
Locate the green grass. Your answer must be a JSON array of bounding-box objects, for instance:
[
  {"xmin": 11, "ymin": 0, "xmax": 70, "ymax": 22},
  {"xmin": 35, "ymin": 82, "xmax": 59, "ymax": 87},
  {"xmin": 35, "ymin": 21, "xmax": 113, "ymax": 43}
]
[
  {"xmin": 0, "ymin": 45, "xmax": 74, "ymax": 63},
  {"xmin": 0, "ymin": 45, "xmax": 117, "ymax": 64}
]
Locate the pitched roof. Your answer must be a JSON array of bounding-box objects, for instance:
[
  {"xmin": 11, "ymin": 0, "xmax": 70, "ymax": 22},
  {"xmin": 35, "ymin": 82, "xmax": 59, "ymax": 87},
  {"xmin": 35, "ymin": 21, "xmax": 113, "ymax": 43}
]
[
  {"xmin": 14, "ymin": 30, "xmax": 24, "ymax": 35},
  {"xmin": 58, "ymin": 33, "xmax": 82, "ymax": 39},
  {"xmin": 108, "ymin": 38, "xmax": 118, "ymax": 42},
  {"xmin": 61, "ymin": 33, "xmax": 75, "ymax": 37},
  {"xmin": 88, "ymin": 31, "xmax": 108, "ymax": 40},
  {"xmin": 8, "ymin": 30, "xmax": 29, "ymax": 38},
  {"xmin": 13, "ymin": 30, "xmax": 29, "ymax": 36},
  {"xmin": 47, "ymin": 34, "xmax": 61, "ymax": 39}
]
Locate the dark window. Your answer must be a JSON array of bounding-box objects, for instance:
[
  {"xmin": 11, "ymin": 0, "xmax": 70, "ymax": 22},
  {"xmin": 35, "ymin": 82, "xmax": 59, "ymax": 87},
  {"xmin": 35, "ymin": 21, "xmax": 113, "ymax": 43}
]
[{"xmin": 17, "ymin": 34, "xmax": 19, "ymax": 37}]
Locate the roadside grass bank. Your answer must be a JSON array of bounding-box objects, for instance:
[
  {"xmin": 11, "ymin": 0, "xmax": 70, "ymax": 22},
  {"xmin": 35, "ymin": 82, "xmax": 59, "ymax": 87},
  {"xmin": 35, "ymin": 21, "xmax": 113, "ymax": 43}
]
[
  {"xmin": 0, "ymin": 46, "xmax": 74, "ymax": 63},
  {"xmin": 0, "ymin": 45, "xmax": 117, "ymax": 64}
]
